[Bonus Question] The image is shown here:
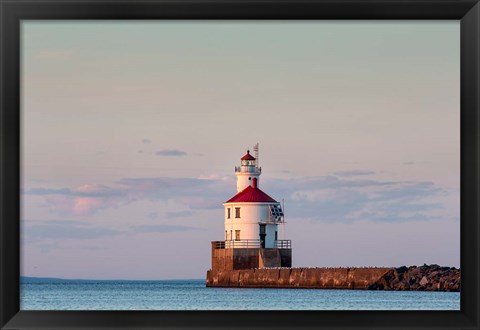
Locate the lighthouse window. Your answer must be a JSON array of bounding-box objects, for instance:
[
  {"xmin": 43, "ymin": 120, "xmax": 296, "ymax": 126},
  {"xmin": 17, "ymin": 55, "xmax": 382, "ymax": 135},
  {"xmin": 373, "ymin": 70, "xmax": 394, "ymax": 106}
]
[
  {"xmin": 235, "ymin": 230, "xmax": 240, "ymax": 241},
  {"xmin": 227, "ymin": 208, "xmax": 231, "ymax": 219},
  {"xmin": 235, "ymin": 207, "xmax": 240, "ymax": 218}
]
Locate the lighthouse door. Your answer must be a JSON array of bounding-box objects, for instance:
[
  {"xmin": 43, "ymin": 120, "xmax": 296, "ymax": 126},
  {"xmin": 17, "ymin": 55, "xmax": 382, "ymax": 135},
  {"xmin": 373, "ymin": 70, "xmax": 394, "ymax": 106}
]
[{"xmin": 259, "ymin": 224, "xmax": 266, "ymax": 248}]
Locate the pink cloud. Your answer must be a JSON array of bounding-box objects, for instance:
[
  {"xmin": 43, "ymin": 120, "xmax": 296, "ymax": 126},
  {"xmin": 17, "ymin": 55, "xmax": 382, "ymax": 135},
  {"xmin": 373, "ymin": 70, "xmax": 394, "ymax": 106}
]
[
  {"xmin": 75, "ymin": 184, "xmax": 107, "ymax": 194},
  {"xmin": 178, "ymin": 196, "xmax": 218, "ymax": 210},
  {"xmin": 44, "ymin": 196, "xmax": 75, "ymax": 215},
  {"xmin": 45, "ymin": 195, "xmax": 117, "ymax": 216},
  {"xmin": 31, "ymin": 177, "xmax": 221, "ymax": 217},
  {"xmin": 72, "ymin": 197, "xmax": 104, "ymax": 216}
]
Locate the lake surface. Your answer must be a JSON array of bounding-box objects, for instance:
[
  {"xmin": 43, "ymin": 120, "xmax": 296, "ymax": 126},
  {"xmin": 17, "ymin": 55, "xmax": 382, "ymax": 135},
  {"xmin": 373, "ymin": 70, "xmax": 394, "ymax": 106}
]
[{"xmin": 20, "ymin": 278, "xmax": 460, "ymax": 310}]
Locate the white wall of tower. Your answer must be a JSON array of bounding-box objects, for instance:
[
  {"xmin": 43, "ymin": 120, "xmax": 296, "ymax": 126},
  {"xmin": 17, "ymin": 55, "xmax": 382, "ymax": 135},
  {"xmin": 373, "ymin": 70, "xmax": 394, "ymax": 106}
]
[
  {"xmin": 223, "ymin": 202, "xmax": 280, "ymax": 248},
  {"xmin": 235, "ymin": 172, "xmax": 260, "ymax": 192}
]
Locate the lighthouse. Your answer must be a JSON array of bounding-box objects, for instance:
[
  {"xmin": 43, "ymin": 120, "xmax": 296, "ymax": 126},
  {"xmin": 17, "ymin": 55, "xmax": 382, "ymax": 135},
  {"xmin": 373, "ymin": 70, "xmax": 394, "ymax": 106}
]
[
  {"xmin": 210, "ymin": 146, "xmax": 292, "ymax": 271},
  {"xmin": 234, "ymin": 149, "xmax": 261, "ymax": 192}
]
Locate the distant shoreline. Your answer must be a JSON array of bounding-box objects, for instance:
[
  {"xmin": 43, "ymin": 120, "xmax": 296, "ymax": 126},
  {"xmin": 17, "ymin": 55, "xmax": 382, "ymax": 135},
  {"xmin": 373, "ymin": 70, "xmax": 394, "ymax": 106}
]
[{"xmin": 20, "ymin": 276, "xmax": 205, "ymax": 283}]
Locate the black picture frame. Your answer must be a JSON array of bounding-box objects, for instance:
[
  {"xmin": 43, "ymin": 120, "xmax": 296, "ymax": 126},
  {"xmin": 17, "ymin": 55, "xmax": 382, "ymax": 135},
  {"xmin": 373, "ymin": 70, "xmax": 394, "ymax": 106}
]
[{"xmin": 1, "ymin": 0, "xmax": 479, "ymax": 329}]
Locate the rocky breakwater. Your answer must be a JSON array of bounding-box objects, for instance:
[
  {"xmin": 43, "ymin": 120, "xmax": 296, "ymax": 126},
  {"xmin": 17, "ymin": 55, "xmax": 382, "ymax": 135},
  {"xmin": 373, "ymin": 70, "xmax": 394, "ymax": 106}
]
[{"xmin": 368, "ymin": 264, "xmax": 460, "ymax": 292}]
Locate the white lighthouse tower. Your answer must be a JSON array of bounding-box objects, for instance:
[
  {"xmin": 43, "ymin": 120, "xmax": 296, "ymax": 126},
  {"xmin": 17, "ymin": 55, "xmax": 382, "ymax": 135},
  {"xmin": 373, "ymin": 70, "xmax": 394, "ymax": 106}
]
[
  {"xmin": 224, "ymin": 148, "xmax": 284, "ymax": 248},
  {"xmin": 234, "ymin": 149, "xmax": 261, "ymax": 193},
  {"xmin": 210, "ymin": 146, "xmax": 292, "ymax": 271}
]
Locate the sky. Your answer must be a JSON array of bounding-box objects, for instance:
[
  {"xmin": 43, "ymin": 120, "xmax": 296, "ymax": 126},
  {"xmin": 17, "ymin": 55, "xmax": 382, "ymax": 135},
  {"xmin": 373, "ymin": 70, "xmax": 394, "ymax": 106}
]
[{"xmin": 21, "ymin": 21, "xmax": 460, "ymax": 280}]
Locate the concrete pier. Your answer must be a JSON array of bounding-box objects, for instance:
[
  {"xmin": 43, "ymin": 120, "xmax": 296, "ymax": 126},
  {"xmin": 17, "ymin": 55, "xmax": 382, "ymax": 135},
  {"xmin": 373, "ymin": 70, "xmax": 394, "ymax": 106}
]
[
  {"xmin": 206, "ymin": 267, "xmax": 391, "ymax": 289},
  {"xmin": 206, "ymin": 265, "xmax": 460, "ymax": 291}
]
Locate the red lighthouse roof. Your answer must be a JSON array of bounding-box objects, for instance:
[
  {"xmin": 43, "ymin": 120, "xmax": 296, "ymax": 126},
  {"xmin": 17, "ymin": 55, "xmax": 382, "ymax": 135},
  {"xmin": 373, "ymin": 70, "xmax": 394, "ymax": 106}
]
[
  {"xmin": 225, "ymin": 185, "xmax": 278, "ymax": 203},
  {"xmin": 241, "ymin": 150, "xmax": 256, "ymax": 161}
]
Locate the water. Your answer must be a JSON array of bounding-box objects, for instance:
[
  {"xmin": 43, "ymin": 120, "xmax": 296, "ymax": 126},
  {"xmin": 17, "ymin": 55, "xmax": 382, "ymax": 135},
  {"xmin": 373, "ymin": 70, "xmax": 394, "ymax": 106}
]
[{"xmin": 20, "ymin": 279, "xmax": 460, "ymax": 310}]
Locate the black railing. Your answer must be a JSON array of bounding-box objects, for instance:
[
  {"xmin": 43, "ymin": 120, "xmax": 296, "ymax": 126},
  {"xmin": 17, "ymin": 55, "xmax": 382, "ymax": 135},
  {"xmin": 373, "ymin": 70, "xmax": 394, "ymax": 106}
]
[
  {"xmin": 274, "ymin": 240, "xmax": 292, "ymax": 249},
  {"xmin": 212, "ymin": 239, "xmax": 261, "ymax": 249},
  {"xmin": 263, "ymin": 218, "xmax": 284, "ymax": 224},
  {"xmin": 226, "ymin": 239, "xmax": 261, "ymax": 248},
  {"xmin": 213, "ymin": 241, "xmax": 225, "ymax": 249},
  {"xmin": 234, "ymin": 166, "xmax": 261, "ymax": 173},
  {"xmin": 213, "ymin": 239, "xmax": 291, "ymax": 249}
]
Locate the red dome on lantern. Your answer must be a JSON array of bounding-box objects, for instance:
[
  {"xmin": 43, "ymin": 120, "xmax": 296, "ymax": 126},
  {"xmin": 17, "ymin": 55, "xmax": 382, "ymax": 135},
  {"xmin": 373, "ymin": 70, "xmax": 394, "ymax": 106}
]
[{"xmin": 241, "ymin": 150, "xmax": 256, "ymax": 161}]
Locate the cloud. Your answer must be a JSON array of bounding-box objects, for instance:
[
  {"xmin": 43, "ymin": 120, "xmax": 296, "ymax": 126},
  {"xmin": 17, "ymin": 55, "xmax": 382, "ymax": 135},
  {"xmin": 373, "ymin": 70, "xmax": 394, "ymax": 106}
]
[
  {"xmin": 156, "ymin": 149, "xmax": 187, "ymax": 157},
  {"xmin": 25, "ymin": 177, "xmax": 225, "ymax": 216},
  {"xmin": 26, "ymin": 184, "xmax": 128, "ymax": 216},
  {"xmin": 178, "ymin": 196, "xmax": 218, "ymax": 210},
  {"xmin": 21, "ymin": 218, "xmax": 198, "ymax": 249},
  {"xmin": 197, "ymin": 173, "xmax": 230, "ymax": 181},
  {"xmin": 165, "ymin": 210, "xmax": 194, "ymax": 218},
  {"xmin": 24, "ymin": 171, "xmax": 455, "ymax": 224},
  {"xmin": 264, "ymin": 175, "xmax": 451, "ymax": 224},
  {"xmin": 23, "ymin": 220, "xmax": 121, "ymax": 242},
  {"xmin": 26, "ymin": 184, "xmax": 126, "ymax": 198},
  {"xmin": 142, "ymin": 139, "xmax": 152, "ymax": 144},
  {"xmin": 147, "ymin": 212, "xmax": 158, "ymax": 220},
  {"xmin": 25, "ymin": 187, "xmax": 72, "ymax": 195},
  {"xmin": 131, "ymin": 224, "xmax": 200, "ymax": 233},
  {"xmin": 80, "ymin": 246, "xmax": 108, "ymax": 251},
  {"xmin": 263, "ymin": 175, "xmax": 395, "ymax": 195},
  {"xmin": 45, "ymin": 196, "xmax": 111, "ymax": 216}
]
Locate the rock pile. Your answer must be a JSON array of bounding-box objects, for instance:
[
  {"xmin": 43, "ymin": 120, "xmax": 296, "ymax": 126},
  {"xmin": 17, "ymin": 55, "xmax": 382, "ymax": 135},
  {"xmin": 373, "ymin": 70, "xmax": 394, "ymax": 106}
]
[{"xmin": 368, "ymin": 264, "xmax": 460, "ymax": 292}]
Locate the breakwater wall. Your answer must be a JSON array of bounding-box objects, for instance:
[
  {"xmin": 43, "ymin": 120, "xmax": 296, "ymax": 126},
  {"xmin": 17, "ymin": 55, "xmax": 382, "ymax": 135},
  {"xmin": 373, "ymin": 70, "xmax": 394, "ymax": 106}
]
[
  {"xmin": 206, "ymin": 264, "xmax": 460, "ymax": 291},
  {"xmin": 206, "ymin": 267, "xmax": 391, "ymax": 289}
]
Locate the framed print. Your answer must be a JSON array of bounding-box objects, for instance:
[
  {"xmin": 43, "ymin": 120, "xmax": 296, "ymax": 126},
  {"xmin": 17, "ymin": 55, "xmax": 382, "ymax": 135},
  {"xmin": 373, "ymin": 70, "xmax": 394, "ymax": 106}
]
[{"xmin": 1, "ymin": 0, "xmax": 479, "ymax": 329}]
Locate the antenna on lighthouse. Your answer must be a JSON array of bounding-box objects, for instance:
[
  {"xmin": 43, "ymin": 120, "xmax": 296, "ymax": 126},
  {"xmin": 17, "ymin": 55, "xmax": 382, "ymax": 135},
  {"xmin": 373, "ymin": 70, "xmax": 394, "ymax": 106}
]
[
  {"xmin": 254, "ymin": 143, "xmax": 259, "ymax": 167},
  {"xmin": 282, "ymin": 198, "xmax": 286, "ymax": 239}
]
